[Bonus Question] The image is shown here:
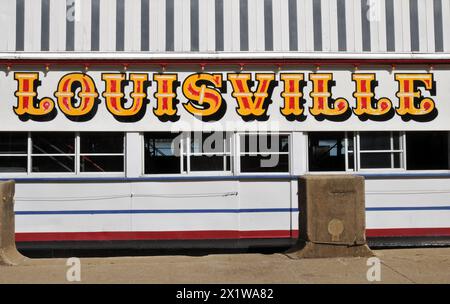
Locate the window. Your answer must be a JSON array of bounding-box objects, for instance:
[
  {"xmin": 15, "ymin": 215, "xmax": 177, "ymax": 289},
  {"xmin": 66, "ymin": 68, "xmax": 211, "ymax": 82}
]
[
  {"xmin": 187, "ymin": 132, "xmax": 232, "ymax": 172},
  {"xmin": 144, "ymin": 132, "xmax": 181, "ymax": 174},
  {"xmin": 0, "ymin": 133, "xmax": 28, "ymax": 173},
  {"xmin": 0, "ymin": 132, "xmax": 125, "ymax": 174},
  {"xmin": 80, "ymin": 132, "xmax": 125, "ymax": 172},
  {"xmin": 239, "ymin": 133, "xmax": 290, "ymax": 173},
  {"xmin": 406, "ymin": 132, "xmax": 449, "ymax": 170},
  {"xmin": 308, "ymin": 131, "xmax": 433, "ymax": 172},
  {"xmin": 308, "ymin": 132, "xmax": 347, "ymax": 172},
  {"xmin": 31, "ymin": 132, "xmax": 76, "ymax": 172},
  {"xmin": 358, "ymin": 131, "xmax": 404, "ymax": 170},
  {"xmin": 144, "ymin": 132, "xmax": 232, "ymax": 174}
]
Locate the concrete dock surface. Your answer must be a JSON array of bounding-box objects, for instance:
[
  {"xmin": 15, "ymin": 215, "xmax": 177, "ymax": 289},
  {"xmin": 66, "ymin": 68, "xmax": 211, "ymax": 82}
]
[{"xmin": 0, "ymin": 247, "xmax": 449, "ymax": 284}]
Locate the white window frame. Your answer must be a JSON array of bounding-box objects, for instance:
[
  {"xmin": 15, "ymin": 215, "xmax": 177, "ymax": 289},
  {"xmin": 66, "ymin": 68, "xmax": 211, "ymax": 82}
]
[
  {"xmin": 0, "ymin": 132, "xmax": 126, "ymax": 177},
  {"xmin": 307, "ymin": 131, "xmax": 408, "ymax": 173},
  {"xmin": 236, "ymin": 132, "xmax": 292, "ymax": 175},
  {"xmin": 184, "ymin": 132, "xmax": 233, "ymax": 176},
  {"xmin": 0, "ymin": 132, "xmax": 29, "ymax": 175},
  {"xmin": 142, "ymin": 132, "xmax": 233, "ymax": 176},
  {"xmin": 356, "ymin": 131, "xmax": 406, "ymax": 172},
  {"xmin": 77, "ymin": 132, "xmax": 126, "ymax": 175}
]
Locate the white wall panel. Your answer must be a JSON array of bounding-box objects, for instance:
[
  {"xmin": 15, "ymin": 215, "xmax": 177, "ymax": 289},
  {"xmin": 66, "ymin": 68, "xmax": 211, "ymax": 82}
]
[
  {"xmin": 376, "ymin": 0, "xmax": 387, "ymax": 52},
  {"xmin": 400, "ymin": 0, "xmax": 411, "ymax": 52},
  {"xmin": 272, "ymin": 0, "xmax": 281, "ymax": 51},
  {"xmin": 124, "ymin": 0, "xmax": 141, "ymax": 51},
  {"xmin": 149, "ymin": 0, "xmax": 165, "ymax": 52},
  {"xmin": 279, "ymin": 0, "xmax": 290, "ymax": 51},
  {"xmin": 352, "ymin": 0, "xmax": 362, "ymax": 52},
  {"xmin": 198, "ymin": 0, "xmax": 215, "ymax": 52},
  {"xmin": 99, "ymin": 0, "xmax": 116, "ymax": 51},
  {"xmin": 74, "ymin": 0, "xmax": 91, "ymax": 51},
  {"xmin": 345, "ymin": 0, "xmax": 356, "ymax": 52},
  {"xmin": 328, "ymin": 0, "xmax": 339, "ymax": 52},
  {"xmin": 24, "ymin": 0, "xmax": 41, "ymax": 51},
  {"xmin": 442, "ymin": 0, "xmax": 450, "ymax": 52},
  {"xmin": 0, "ymin": 0, "xmax": 16, "ymax": 51},
  {"xmin": 321, "ymin": 0, "xmax": 331, "ymax": 52},
  {"xmin": 49, "ymin": 0, "xmax": 66, "ymax": 51},
  {"xmin": 425, "ymin": 0, "xmax": 435, "ymax": 53},
  {"xmin": 418, "ymin": 0, "xmax": 428, "ymax": 52}
]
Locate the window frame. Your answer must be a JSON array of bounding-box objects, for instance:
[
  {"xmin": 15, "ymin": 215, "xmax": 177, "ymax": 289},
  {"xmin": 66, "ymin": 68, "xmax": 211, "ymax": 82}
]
[
  {"xmin": 356, "ymin": 131, "xmax": 407, "ymax": 172},
  {"xmin": 306, "ymin": 131, "xmax": 450, "ymax": 174},
  {"xmin": 0, "ymin": 132, "xmax": 29, "ymax": 174},
  {"xmin": 142, "ymin": 132, "xmax": 233, "ymax": 176},
  {"xmin": 236, "ymin": 132, "xmax": 292, "ymax": 175},
  {"xmin": 0, "ymin": 132, "xmax": 126, "ymax": 177},
  {"xmin": 77, "ymin": 133, "xmax": 126, "ymax": 175}
]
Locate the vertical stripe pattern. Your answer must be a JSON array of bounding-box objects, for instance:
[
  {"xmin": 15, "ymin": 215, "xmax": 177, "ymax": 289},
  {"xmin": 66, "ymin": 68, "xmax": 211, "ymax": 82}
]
[
  {"xmin": 3, "ymin": 0, "xmax": 449, "ymax": 54},
  {"xmin": 409, "ymin": 0, "xmax": 419, "ymax": 51},
  {"xmin": 116, "ymin": 0, "xmax": 125, "ymax": 51},
  {"xmin": 360, "ymin": 0, "xmax": 371, "ymax": 51},
  {"xmin": 433, "ymin": 0, "xmax": 443, "ymax": 52},
  {"xmin": 16, "ymin": 0, "xmax": 24, "ymax": 51},
  {"xmin": 141, "ymin": 0, "xmax": 149, "ymax": 51},
  {"xmin": 239, "ymin": 0, "xmax": 248, "ymax": 51},
  {"xmin": 385, "ymin": 0, "xmax": 395, "ymax": 52},
  {"xmin": 66, "ymin": 0, "xmax": 75, "ymax": 51},
  {"xmin": 191, "ymin": 0, "xmax": 199, "ymax": 51},
  {"xmin": 91, "ymin": 0, "xmax": 100, "ymax": 51},
  {"xmin": 40, "ymin": 0, "xmax": 49, "ymax": 51},
  {"xmin": 337, "ymin": 0, "xmax": 346, "ymax": 51},
  {"xmin": 288, "ymin": 0, "xmax": 297, "ymax": 51},
  {"xmin": 264, "ymin": 0, "xmax": 273, "ymax": 51},
  {"xmin": 166, "ymin": 0, "xmax": 174, "ymax": 51},
  {"xmin": 313, "ymin": 0, "xmax": 322, "ymax": 51},
  {"xmin": 215, "ymin": 0, "xmax": 224, "ymax": 51}
]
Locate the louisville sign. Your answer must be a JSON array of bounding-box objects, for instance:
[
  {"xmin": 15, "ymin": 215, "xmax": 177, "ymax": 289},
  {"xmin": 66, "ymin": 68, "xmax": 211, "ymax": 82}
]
[{"xmin": 1, "ymin": 67, "xmax": 449, "ymax": 131}]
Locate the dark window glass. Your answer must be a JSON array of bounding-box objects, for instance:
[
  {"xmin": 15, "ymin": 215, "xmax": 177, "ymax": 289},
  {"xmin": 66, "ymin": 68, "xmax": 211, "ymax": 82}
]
[
  {"xmin": 32, "ymin": 156, "xmax": 75, "ymax": 172},
  {"xmin": 240, "ymin": 134, "xmax": 289, "ymax": 153},
  {"xmin": 308, "ymin": 132, "xmax": 346, "ymax": 171},
  {"xmin": 393, "ymin": 132, "xmax": 401, "ymax": 150},
  {"xmin": 190, "ymin": 155, "xmax": 224, "ymax": 171},
  {"xmin": 32, "ymin": 133, "xmax": 75, "ymax": 154},
  {"xmin": 406, "ymin": 132, "xmax": 449, "ymax": 170},
  {"xmin": 0, "ymin": 133, "xmax": 28, "ymax": 154},
  {"xmin": 80, "ymin": 132, "xmax": 124, "ymax": 154},
  {"xmin": 360, "ymin": 132, "xmax": 392, "ymax": 150},
  {"xmin": 0, "ymin": 156, "xmax": 27, "ymax": 173},
  {"xmin": 80, "ymin": 156, "xmax": 124, "ymax": 172},
  {"xmin": 240, "ymin": 154, "xmax": 289, "ymax": 173},
  {"xmin": 189, "ymin": 132, "xmax": 230, "ymax": 172},
  {"xmin": 144, "ymin": 132, "xmax": 181, "ymax": 174},
  {"xmin": 348, "ymin": 152, "xmax": 355, "ymax": 170},
  {"xmin": 360, "ymin": 153, "xmax": 401, "ymax": 169},
  {"xmin": 240, "ymin": 134, "xmax": 290, "ymax": 173}
]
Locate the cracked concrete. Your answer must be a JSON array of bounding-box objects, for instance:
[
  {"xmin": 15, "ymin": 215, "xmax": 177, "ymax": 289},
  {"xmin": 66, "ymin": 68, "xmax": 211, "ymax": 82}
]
[{"xmin": 0, "ymin": 247, "xmax": 448, "ymax": 284}]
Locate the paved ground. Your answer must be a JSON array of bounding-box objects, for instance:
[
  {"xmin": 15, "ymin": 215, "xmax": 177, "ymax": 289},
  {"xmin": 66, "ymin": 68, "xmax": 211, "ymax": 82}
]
[{"xmin": 0, "ymin": 247, "xmax": 449, "ymax": 284}]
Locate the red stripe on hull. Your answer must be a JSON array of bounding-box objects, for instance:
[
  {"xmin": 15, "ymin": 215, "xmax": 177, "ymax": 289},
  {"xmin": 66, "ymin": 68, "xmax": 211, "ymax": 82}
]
[
  {"xmin": 15, "ymin": 230, "xmax": 297, "ymax": 242},
  {"xmin": 366, "ymin": 228, "xmax": 450, "ymax": 237},
  {"xmin": 15, "ymin": 228, "xmax": 450, "ymax": 242}
]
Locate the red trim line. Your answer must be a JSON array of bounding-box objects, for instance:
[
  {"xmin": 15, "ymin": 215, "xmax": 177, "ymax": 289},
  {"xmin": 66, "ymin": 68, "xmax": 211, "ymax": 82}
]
[
  {"xmin": 15, "ymin": 230, "xmax": 297, "ymax": 242},
  {"xmin": 2, "ymin": 58, "xmax": 450, "ymax": 67},
  {"xmin": 15, "ymin": 228, "xmax": 450, "ymax": 242},
  {"xmin": 366, "ymin": 228, "xmax": 450, "ymax": 237}
]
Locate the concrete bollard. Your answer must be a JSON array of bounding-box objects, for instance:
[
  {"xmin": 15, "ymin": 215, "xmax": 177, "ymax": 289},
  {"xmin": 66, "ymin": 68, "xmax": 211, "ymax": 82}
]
[
  {"xmin": 0, "ymin": 181, "xmax": 27, "ymax": 266},
  {"xmin": 287, "ymin": 175, "xmax": 373, "ymax": 258}
]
